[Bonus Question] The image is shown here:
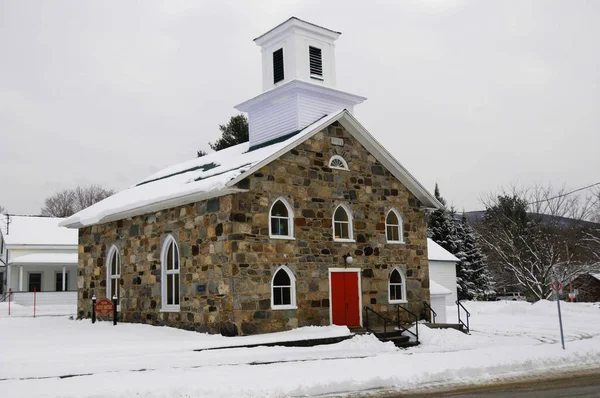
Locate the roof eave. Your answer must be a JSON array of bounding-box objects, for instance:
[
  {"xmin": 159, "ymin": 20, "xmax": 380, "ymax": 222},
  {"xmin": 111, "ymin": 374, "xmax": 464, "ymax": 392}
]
[
  {"xmin": 337, "ymin": 112, "xmax": 442, "ymax": 209},
  {"xmin": 61, "ymin": 187, "xmax": 248, "ymax": 229}
]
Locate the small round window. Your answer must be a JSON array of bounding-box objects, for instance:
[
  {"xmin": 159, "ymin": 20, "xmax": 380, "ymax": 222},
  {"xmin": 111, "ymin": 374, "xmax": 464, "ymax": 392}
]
[{"xmin": 329, "ymin": 155, "xmax": 349, "ymax": 170}]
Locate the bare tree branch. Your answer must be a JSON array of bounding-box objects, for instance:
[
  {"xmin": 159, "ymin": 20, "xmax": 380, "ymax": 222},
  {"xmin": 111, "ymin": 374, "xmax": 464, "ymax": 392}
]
[
  {"xmin": 41, "ymin": 185, "xmax": 114, "ymax": 217},
  {"xmin": 478, "ymin": 184, "xmax": 600, "ymax": 301}
]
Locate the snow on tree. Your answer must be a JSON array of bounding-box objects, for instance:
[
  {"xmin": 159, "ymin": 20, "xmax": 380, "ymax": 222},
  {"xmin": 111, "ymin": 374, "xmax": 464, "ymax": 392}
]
[{"xmin": 427, "ymin": 184, "xmax": 493, "ymax": 300}]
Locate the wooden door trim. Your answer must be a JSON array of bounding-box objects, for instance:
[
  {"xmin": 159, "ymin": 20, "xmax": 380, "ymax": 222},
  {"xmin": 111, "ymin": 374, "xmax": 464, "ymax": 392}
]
[{"xmin": 328, "ymin": 268, "xmax": 363, "ymax": 327}]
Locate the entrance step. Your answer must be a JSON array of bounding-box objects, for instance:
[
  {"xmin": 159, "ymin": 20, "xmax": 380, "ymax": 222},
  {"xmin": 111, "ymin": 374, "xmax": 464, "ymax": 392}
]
[
  {"xmin": 350, "ymin": 326, "xmax": 418, "ymax": 348},
  {"xmin": 424, "ymin": 323, "xmax": 468, "ymax": 334}
]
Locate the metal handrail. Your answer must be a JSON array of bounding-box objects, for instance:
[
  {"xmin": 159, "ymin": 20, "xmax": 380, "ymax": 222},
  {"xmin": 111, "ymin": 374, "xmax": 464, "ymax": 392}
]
[
  {"xmin": 364, "ymin": 306, "xmax": 392, "ymax": 339},
  {"xmin": 456, "ymin": 300, "xmax": 471, "ymax": 333},
  {"xmin": 422, "ymin": 301, "xmax": 437, "ymax": 323},
  {"xmin": 397, "ymin": 305, "xmax": 419, "ymax": 343}
]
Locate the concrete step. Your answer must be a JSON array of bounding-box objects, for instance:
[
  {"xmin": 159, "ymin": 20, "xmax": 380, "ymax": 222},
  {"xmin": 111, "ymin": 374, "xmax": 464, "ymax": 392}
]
[
  {"xmin": 424, "ymin": 323, "xmax": 469, "ymax": 334},
  {"xmin": 350, "ymin": 326, "xmax": 419, "ymax": 348}
]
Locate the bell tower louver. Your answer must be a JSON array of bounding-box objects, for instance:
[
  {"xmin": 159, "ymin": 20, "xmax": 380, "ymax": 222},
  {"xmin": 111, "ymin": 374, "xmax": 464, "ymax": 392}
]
[{"xmin": 235, "ymin": 17, "xmax": 366, "ymax": 149}]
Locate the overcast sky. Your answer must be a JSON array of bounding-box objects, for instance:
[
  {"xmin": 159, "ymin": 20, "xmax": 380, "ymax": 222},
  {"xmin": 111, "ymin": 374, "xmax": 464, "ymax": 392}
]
[{"xmin": 1, "ymin": 0, "xmax": 598, "ymax": 215}]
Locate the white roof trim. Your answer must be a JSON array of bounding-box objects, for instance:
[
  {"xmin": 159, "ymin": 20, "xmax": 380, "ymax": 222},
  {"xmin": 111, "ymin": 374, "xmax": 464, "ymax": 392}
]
[
  {"xmin": 427, "ymin": 238, "xmax": 460, "ymax": 262},
  {"xmin": 9, "ymin": 252, "xmax": 78, "ymax": 265},
  {"xmin": 226, "ymin": 110, "xmax": 346, "ymax": 187},
  {"xmin": 61, "ymin": 109, "xmax": 440, "ymax": 229},
  {"xmin": 338, "ymin": 113, "xmax": 442, "ymax": 209},
  {"xmin": 227, "ymin": 110, "xmax": 441, "ymax": 209},
  {"xmin": 60, "ymin": 188, "xmax": 245, "ymax": 228},
  {"xmin": 235, "ymin": 79, "xmax": 366, "ymax": 112}
]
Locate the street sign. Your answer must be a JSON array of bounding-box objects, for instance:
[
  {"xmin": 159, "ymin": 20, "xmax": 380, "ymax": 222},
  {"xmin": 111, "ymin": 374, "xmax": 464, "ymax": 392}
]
[
  {"xmin": 551, "ymin": 281, "xmax": 563, "ymax": 291},
  {"xmin": 568, "ymin": 292, "xmax": 576, "ymax": 299},
  {"xmin": 95, "ymin": 298, "xmax": 114, "ymax": 317}
]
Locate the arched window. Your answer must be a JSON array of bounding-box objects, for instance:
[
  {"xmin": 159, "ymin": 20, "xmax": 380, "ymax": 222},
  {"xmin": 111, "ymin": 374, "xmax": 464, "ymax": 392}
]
[
  {"xmin": 269, "ymin": 198, "xmax": 294, "ymax": 239},
  {"xmin": 333, "ymin": 204, "xmax": 353, "ymax": 241},
  {"xmin": 271, "ymin": 265, "xmax": 296, "ymax": 309},
  {"xmin": 386, "ymin": 209, "xmax": 404, "ymax": 243},
  {"xmin": 106, "ymin": 245, "xmax": 120, "ymax": 302},
  {"xmin": 329, "ymin": 155, "xmax": 349, "ymax": 170},
  {"xmin": 389, "ymin": 267, "xmax": 407, "ymax": 304},
  {"xmin": 161, "ymin": 236, "xmax": 180, "ymax": 311}
]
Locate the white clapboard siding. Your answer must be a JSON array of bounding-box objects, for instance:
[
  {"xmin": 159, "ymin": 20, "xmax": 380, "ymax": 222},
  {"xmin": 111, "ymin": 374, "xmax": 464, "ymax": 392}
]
[
  {"xmin": 429, "ymin": 260, "xmax": 458, "ymax": 305},
  {"xmin": 248, "ymin": 93, "xmax": 298, "ymax": 147},
  {"xmin": 297, "ymin": 92, "xmax": 353, "ymax": 130}
]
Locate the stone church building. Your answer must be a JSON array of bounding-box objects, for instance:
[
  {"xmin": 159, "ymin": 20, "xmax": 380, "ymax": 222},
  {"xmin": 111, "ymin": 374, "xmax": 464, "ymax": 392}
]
[{"xmin": 61, "ymin": 18, "xmax": 442, "ymax": 335}]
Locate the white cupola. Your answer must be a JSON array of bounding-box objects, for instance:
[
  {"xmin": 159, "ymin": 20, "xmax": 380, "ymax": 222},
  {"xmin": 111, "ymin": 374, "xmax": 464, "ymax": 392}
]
[{"xmin": 235, "ymin": 17, "xmax": 366, "ymax": 149}]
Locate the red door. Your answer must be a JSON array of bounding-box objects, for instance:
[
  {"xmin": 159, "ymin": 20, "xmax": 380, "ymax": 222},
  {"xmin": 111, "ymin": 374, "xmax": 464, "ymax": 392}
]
[{"xmin": 331, "ymin": 272, "xmax": 360, "ymax": 327}]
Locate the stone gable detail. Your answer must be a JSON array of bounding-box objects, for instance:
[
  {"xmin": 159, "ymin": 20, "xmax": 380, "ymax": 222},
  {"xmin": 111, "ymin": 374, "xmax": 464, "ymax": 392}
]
[{"xmin": 77, "ymin": 121, "xmax": 430, "ymax": 335}]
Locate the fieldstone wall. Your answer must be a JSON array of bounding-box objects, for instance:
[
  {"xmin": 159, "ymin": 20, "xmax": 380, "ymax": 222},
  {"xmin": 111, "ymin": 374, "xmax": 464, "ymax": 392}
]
[
  {"xmin": 77, "ymin": 196, "xmax": 237, "ymax": 334},
  {"xmin": 77, "ymin": 121, "xmax": 430, "ymax": 335},
  {"xmin": 228, "ymin": 121, "xmax": 429, "ymax": 333}
]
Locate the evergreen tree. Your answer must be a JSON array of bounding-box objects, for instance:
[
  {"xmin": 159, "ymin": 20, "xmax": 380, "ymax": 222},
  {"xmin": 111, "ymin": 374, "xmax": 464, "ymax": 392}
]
[
  {"xmin": 427, "ymin": 184, "xmax": 454, "ymax": 250},
  {"xmin": 455, "ymin": 214, "xmax": 494, "ymax": 299},
  {"xmin": 427, "ymin": 184, "xmax": 494, "ymax": 300},
  {"xmin": 209, "ymin": 114, "xmax": 249, "ymax": 151}
]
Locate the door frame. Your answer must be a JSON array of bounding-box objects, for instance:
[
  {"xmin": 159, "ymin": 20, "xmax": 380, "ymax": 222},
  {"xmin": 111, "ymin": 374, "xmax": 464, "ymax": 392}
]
[
  {"xmin": 28, "ymin": 272, "xmax": 42, "ymax": 292},
  {"xmin": 328, "ymin": 268, "xmax": 363, "ymax": 327}
]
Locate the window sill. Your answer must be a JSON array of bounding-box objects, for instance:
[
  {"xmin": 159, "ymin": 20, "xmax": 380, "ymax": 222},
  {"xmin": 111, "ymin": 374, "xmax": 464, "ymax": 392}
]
[
  {"xmin": 160, "ymin": 307, "xmax": 180, "ymax": 313},
  {"xmin": 334, "ymin": 238, "xmax": 355, "ymax": 243},
  {"xmin": 389, "ymin": 300, "xmax": 408, "ymax": 305},
  {"xmin": 272, "ymin": 305, "xmax": 298, "ymax": 311},
  {"xmin": 386, "ymin": 240, "xmax": 405, "ymax": 245},
  {"xmin": 269, "ymin": 235, "xmax": 295, "ymax": 240}
]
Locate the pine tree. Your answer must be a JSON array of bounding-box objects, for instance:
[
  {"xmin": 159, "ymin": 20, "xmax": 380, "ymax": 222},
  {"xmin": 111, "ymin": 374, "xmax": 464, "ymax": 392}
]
[
  {"xmin": 427, "ymin": 184, "xmax": 454, "ymax": 250},
  {"xmin": 427, "ymin": 184, "xmax": 494, "ymax": 300},
  {"xmin": 461, "ymin": 215, "xmax": 494, "ymax": 297},
  {"xmin": 209, "ymin": 114, "xmax": 249, "ymax": 151}
]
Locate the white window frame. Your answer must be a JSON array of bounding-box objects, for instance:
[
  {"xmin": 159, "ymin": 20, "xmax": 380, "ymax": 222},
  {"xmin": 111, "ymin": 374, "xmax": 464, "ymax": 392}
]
[
  {"xmin": 333, "ymin": 203, "xmax": 354, "ymax": 242},
  {"xmin": 385, "ymin": 208, "xmax": 404, "ymax": 244},
  {"xmin": 329, "ymin": 155, "xmax": 349, "ymax": 170},
  {"xmin": 269, "ymin": 197, "xmax": 295, "ymax": 240},
  {"xmin": 271, "ymin": 265, "xmax": 297, "ymax": 310},
  {"xmin": 161, "ymin": 235, "xmax": 181, "ymax": 312},
  {"xmin": 106, "ymin": 245, "xmax": 120, "ymax": 300},
  {"xmin": 388, "ymin": 267, "xmax": 407, "ymax": 304}
]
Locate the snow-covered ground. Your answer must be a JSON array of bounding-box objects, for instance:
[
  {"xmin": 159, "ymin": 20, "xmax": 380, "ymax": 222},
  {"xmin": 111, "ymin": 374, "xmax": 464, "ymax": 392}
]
[{"xmin": 1, "ymin": 300, "xmax": 600, "ymax": 397}]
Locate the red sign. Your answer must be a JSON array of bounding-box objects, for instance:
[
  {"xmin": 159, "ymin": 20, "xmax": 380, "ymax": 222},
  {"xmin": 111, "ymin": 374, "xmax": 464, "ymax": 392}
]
[
  {"xmin": 95, "ymin": 298, "xmax": 114, "ymax": 317},
  {"xmin": 552, "ymin": 282, "xmax": 563, "ymax": 291}
]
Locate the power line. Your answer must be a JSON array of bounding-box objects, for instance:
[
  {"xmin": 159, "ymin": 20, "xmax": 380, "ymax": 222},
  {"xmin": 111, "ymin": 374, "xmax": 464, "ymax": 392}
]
[{"xmin": 527, "ymin": 181, "xmax": 600, "ymax": 205}]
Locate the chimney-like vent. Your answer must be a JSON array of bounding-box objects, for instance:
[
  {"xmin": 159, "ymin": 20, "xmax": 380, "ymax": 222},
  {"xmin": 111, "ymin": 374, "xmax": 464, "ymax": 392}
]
[
  {"xmin": 309, "ymin": 46, "xmax": 322, "ymax": 77},
  {"xmin": 273, "ymin": 48, "xmax": 284, "ymax": 84}
]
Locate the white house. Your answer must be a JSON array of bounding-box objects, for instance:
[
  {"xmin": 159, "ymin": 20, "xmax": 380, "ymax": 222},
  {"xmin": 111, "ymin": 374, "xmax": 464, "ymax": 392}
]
[
  {"xmin": 0, "ymin": 222, "xmax": 6, "ymax": 295},
  {"xmin": 428, "ymin": 238, "xmax": 460, "ymax": 306},
  {"xmin": 1, "ymin": 214, "xmax": 78, "ymax": 305}
]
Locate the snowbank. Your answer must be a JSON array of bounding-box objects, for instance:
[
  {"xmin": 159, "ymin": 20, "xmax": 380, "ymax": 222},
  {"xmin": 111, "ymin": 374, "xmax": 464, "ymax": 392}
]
[{"xmin": 1, "ymin": 300, "xmax": 600, "ymax": 397}]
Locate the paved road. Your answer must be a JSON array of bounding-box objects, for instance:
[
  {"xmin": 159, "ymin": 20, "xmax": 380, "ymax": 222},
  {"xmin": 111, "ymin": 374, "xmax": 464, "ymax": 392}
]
[
  {"xmin": 403, "ymin": 372, "xmax": 600, "ymax": 397},
  {"xmin": 340, "ymin": 369, "xmax": 600, "ymax": 398}
]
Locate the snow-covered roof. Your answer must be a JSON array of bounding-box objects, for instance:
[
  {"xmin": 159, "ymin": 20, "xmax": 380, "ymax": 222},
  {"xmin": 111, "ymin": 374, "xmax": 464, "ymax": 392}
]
[
  {"xmin": 1, "ymin": 215, "xmax": 77, "ymax": 246},
  {"xmin": 592, "ymin": 273, "xmax": 600, "ymax": 282},
  {"xmin": 61, "ymin": 110, "xmax": 442, "ymax": 228},
  {"xmin": 9, "ymin": 253, "xmax": 78, "ymax": 264},
  {"xmin": 427, "ymin": 238, "xmax": 459, "ymax": 263},
  {"xmin": 430, "ymin": 279, "xmax": 452, "ymax": 295}
]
